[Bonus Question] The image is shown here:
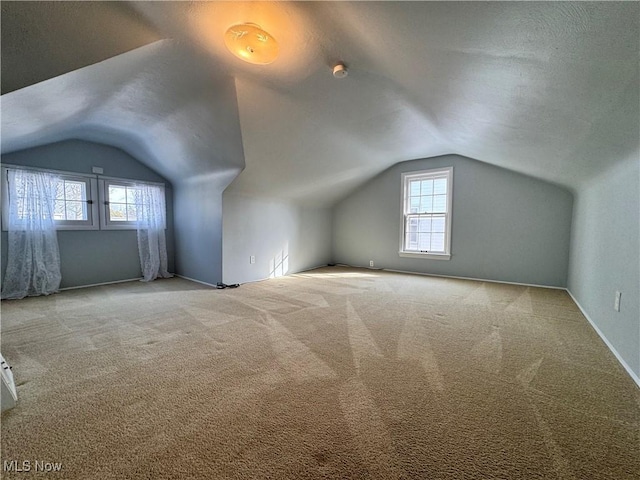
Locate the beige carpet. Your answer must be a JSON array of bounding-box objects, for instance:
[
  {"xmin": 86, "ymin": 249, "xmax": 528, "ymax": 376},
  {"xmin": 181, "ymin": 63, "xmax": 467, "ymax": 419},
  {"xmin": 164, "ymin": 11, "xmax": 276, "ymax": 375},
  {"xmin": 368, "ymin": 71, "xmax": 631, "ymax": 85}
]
[{"xmin": 1, "ymin": 267, "xmax": 638, "ymax": 479}]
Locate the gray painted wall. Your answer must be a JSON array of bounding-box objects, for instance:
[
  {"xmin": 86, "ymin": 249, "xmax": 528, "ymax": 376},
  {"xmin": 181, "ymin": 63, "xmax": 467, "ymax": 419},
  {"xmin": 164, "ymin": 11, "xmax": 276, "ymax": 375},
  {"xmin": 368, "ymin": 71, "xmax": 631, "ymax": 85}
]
[
  {"xmin": 568, "ymin": 154, "xmax": 640, "ymax": 380},
  {"xmin": 1, "ymin": 139, "xmax": 174, "ymax": 288},
  {"xmin": 332, "ymin": 155, "xmax": 573, "ymax": 287},
  {"xmin": 222, "ymin": 193, "xmax": 332, "ymax": 285},
  {"xmin": 170, "ymin": 74, "xmax": 246, "ymax": 286},
  {"xmin": 174, "ymin": 171, "xmax": 238, "ymax": 286}
]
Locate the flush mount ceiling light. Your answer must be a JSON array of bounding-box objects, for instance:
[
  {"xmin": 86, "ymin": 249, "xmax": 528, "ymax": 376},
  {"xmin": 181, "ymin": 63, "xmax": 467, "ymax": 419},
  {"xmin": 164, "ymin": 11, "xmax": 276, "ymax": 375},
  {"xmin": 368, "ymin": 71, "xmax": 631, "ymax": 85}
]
[{"xmin": 224, "ymin": 23, "xmax": 279, "ymax": 65}]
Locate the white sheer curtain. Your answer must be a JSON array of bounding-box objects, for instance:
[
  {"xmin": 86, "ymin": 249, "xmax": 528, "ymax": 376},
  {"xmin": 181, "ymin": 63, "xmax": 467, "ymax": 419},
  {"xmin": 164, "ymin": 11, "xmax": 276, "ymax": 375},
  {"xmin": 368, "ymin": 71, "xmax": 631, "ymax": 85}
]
[
  {"xmin": 1, "ymin": 169, "xmax": 62, "ymax": 300},
  {"xmin": 135, "ymin": 183, "xmax": 172, "ymax": 282}
]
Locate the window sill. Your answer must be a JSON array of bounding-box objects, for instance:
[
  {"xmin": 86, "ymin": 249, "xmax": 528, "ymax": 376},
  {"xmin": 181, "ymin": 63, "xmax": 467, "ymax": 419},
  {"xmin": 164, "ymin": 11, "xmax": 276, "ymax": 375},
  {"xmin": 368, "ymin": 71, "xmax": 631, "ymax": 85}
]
[
  {"xmin": 2, "ymin": 224, "xmax": 99, "ymax": 232},
  {"xmin": 399, "ymin": 251, "xmax": 451, "ymax": 260},
  {"xmin": 101, "ymin": 224, "xmax": 138, "ymax": 230}
]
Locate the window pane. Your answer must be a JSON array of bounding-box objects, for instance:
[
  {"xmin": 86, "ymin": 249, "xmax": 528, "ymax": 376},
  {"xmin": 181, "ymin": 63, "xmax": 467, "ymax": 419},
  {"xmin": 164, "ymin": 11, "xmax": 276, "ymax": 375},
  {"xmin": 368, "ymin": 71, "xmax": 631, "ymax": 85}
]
[
  {"xmin": 65, "ymin": 181, "xmax": 85, "ymax": 201},
  {"xmin": 420, "ymin": 196, "xmax": 432, "ymax": 213},
  {"xmin": 433, "ymin": 195, "xmax": 447, "ymax": 213},
  {"xmin": 409, "ymin": 181, "xmax": 420, "ymax": 197},
  {"xmin": 54, "ymin": 181, "xmax": 65, "ymax": 200},
  {"xmin": 431, "ymin": 233, "xmax": 445, "ymax": 252},
  {"xmin": 126, "ymin": 204, "xmax": 138, "ymax": 222},
  {"xmin": 418, "ymin": 217, "xmax": 431, "ymax": 232},
  {"xmin": 109, "ymin": 186, "xmax": 127, "ymax": 204},
  {"xmin": 431, "ymin": 217, "xmax": 445, "ymax": 232},
  {"xmin": 402, "ymin": 169, "xmax": 451, "ymax": 255},
  {"xmin": 127, "ymin": 187, "xmax": 143, "ymax": 204},
  {"xmin": 406, "ymin": 233, "xmax": 418, "ymax": 250},
  {"xmin": 421, "ymin": 180, "xmax": 433, "ymax": 196},
  {"xmin": 418, "ymin": 233, "xmax": 431, "ymax": 251},
  {"xmin": 53, "ymin": 200, "xmax": 66, "ymax": 220},
  {"xmin": 109, "ymin": 203, "xmax": 127, "ymax": 221},
  {"xmin": 65, "ymin": 201, "xmax": 86, "ymax": 221},
  {"xmin": 434, "ymin": 178, "xmax": 447, "ymax": 194}
]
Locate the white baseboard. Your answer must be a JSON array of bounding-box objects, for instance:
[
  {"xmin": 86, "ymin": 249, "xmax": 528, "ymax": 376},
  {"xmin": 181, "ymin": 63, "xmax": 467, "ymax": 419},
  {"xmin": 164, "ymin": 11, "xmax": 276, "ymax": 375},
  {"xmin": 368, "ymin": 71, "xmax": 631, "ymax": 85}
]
[
  {"xmin": 174, "ymin": 274, "xmax": 220, "ymax": 288},
  {"xmin": 384, "ymin": 268, "xmax": 566, "ymax": 290},
  {"xmin": 566, "ymin": 290, "xmax": 640, "ymax": 389},
  {"xmin": 59, "ymin": 277, "xmax": 142, "ymax": 291},
  {"xmin": 212, "ymin": 264, "xmax": 333, "ymax": 287},
  {"xmin": 296, "ymin": 264, "xmax": 335, "ymax": 274},
  {"xmin": 333, "ymin": 264, "xmax": 565, "ymax": 290},
  {"xmin": 333, "ymin": 264, "xmax": 639, "ymax": 388}
]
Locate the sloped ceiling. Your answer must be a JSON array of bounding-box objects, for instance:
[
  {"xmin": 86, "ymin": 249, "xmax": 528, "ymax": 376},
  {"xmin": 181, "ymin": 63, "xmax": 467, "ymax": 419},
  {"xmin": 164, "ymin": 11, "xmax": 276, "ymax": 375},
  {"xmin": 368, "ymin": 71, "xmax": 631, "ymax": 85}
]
[
  {"xmin": 0, "ymin": 1, "xmax": 161, "ymax": 94},
  {"xmin": 1, "ymin": 1, "xmax": 638, "ymax": 204}
]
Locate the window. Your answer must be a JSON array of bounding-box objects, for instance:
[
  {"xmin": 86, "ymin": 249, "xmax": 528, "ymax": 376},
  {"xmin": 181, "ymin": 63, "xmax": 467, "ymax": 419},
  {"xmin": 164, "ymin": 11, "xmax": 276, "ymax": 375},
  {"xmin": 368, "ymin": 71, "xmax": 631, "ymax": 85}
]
[
  {"xmin": 1, "ymin": 167, "xmax": 166, "ymax": 232},
  {"xmin": 400, "ymin": 167, "xmax": 453, "ymax": 259},
  {"xmin": 99, "ymin": 178, "xmax": 165, "ymax": 230},
  {"xmin": 1, "ymin": 167, "xmax": 98, "ymax": 230}
]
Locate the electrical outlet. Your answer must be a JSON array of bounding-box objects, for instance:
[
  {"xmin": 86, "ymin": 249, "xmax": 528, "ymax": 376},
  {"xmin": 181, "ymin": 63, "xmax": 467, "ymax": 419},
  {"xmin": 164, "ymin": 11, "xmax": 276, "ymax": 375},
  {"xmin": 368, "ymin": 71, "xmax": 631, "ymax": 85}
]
[
  {"xmin": 369, "ymin": 260, "xmax": 374, "ymax": 267},
  {"xmin": 250, "ymin": 256, "xmax": 256, "ymax": 264},
  {"xmin": 614, "ymin": 291, "xmax": 621, "ymax": 312}
]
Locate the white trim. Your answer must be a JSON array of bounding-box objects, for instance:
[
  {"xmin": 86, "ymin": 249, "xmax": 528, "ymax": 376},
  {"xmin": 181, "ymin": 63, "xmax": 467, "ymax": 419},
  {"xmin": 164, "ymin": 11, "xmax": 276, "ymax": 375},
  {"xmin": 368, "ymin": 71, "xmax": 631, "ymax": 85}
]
[
  {"xmin": 366, "ymin": 264, "xmax": 640, "ymax": 388},
  {"xmin": 98, "ymin": 179, "xmax": 166, "ymax": 230},
  {"xmin": 398, "ymin": 252, "xmax": 451, "ymax": 260},
  {"xmin": 1, "ymin": 167, "xmax": 99, "ymax": 231},
  {"xmin": 53, "ymin": 176, "xmax": 99, "ymax": 230},
  {"xmin": 384, "ymin": 268, "xmax": 566, "ymax": 289},
  {"xmin": 360, "ymin": 266, "xmax": 567, "ymax": 289},
  {"xmin": 59, "ymin": 277, "xmax": 142, "ymax": 291},
  {"xmin": 175, "ymin": 274, "xmax": 220, "ymax": 288},
  {"xmin": 566, "ymin": 290, "xmax": 640, "ymax": 389},
  {"xmin": 400, "ymin": 166, "xmax": 453, "ymax": 257},
  {"xmin": 298, "ymin": 264, "xmax": 333, "ymax": 274},
  {"xmin": 1, "ymin": 168, "xmax": 9, "ymax": 231},
  {"xmin": 0, "ymin": 163, "xmax": 96, "ymax": 179},
  {"xmin": 98, "ymin": 175, "xmax": 165, "ymax": 187}
]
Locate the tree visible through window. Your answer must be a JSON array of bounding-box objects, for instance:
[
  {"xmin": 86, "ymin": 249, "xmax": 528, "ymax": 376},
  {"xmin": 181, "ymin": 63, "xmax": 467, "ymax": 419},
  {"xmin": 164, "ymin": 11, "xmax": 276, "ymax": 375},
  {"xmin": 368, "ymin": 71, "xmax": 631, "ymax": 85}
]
[
  {"xmin": 1, "ymin": 167, "xmax": 97, "ymax": 230},
  {"xmin": 99, "ymin": 179, "xmax": 165, "ymax": 230},
  {"xmin": 54, "ymin": 179, "xmax": 88, "ymax": 221},
  {"xmin": 108, "ymin": 184, "xmax": 142, "ymax": 222},
  {"xmin": 400, "ymin": 167, "xmax": 453, "ymax": 258}
]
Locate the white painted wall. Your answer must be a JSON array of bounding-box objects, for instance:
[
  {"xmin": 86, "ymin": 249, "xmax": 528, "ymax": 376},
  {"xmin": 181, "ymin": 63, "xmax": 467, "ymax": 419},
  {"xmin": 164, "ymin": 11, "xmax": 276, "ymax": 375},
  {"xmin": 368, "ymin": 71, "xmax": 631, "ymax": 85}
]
[
  {"xmin": 332, "ymin": 155, "xmax": 574, "ymax": 287},
  {"xmin": 568, "ymin": 153, "xmax": 640, "ymax": 381},
  {"xmin": 222, "ymin": 193, "xmax": 332, "ymax": 285}
]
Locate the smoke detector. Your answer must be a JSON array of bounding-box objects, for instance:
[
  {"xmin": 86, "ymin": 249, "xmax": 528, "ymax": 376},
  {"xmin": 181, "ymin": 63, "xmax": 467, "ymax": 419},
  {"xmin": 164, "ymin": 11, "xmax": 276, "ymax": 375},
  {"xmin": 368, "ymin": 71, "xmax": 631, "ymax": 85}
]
[{"xmin": 332, "ymin": 63, "xmax": 348, "ymax": 79}]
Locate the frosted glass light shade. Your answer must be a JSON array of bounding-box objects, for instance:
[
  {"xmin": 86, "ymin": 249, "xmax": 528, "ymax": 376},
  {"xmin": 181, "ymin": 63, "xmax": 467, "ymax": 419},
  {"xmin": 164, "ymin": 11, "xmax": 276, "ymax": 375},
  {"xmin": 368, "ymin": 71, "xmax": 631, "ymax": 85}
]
[{"xmin": 224, "ymin": 23, "xmax": 279, "ymax": 65}]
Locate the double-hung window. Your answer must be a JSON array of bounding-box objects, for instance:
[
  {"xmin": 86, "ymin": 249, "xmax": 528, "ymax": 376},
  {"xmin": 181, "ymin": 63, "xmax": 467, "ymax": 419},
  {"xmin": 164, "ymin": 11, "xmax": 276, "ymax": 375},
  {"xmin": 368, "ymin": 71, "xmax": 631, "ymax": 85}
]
[
  {"xmin": 1, "ymin": 167, "xmax": 98, "ymax": 230},
  {"xmin": 400, "ymin": 167, "xmax": 453, "ymax": 259}
]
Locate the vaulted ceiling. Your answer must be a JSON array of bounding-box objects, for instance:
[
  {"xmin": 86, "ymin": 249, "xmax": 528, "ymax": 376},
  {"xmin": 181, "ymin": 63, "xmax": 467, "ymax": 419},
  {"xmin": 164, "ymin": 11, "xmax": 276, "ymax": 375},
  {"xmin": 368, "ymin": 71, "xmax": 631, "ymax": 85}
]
[{"xmin": 2, "ymin": 2, "xmax": 638, "ymax": 204}]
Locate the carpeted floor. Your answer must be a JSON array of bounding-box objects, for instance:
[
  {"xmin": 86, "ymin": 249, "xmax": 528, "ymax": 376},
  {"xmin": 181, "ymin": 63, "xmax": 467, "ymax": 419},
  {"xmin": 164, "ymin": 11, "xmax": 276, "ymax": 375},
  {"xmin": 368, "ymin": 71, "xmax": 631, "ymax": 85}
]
[{"xmin": 1, "ymin": 267, "xmax": 638, "ymax": 479}]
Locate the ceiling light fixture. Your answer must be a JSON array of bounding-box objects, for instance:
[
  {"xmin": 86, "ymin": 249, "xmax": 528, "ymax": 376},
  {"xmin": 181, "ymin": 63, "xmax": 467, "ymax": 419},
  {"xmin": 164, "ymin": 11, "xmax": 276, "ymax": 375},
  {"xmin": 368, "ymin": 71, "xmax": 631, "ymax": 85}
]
[{"xmin": 224, "ymin": 23, "xmax": 279, "ymax": 65}]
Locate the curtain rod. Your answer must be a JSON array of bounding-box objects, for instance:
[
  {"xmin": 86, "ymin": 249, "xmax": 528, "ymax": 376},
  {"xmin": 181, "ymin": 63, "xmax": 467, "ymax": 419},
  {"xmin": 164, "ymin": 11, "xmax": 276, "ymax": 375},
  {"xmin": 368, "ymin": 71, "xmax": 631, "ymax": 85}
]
[{"xmin": 1, "ymin": 164, "xmax": 166, "ymax": 187}]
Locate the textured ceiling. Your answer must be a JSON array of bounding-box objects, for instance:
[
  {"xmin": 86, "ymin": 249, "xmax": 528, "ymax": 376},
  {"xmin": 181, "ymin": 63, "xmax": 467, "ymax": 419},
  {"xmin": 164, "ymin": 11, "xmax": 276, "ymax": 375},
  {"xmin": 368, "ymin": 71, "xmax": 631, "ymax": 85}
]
[
  {"xmin": 0, "ymin": 1, "xmax": 161, "ymax": 94},
  {"xmin": 1, "ymin": 1, "xmax": 638, "ymax": 204}
]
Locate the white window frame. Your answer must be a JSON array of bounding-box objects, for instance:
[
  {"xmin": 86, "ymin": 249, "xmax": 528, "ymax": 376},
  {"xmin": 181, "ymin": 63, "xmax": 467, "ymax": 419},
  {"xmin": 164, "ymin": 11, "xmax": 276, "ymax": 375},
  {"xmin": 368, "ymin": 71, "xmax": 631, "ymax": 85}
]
[
  {"xmin": 1, "ymin": 166, "xmax": 99, "ymax": 231},
  {"xmin": 399, "ymin": 166, "xmax": 453, "ymax": 260},
  {"xmin": 99, "ymin": 177, "xmax": 166, "ymax": 230}
]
